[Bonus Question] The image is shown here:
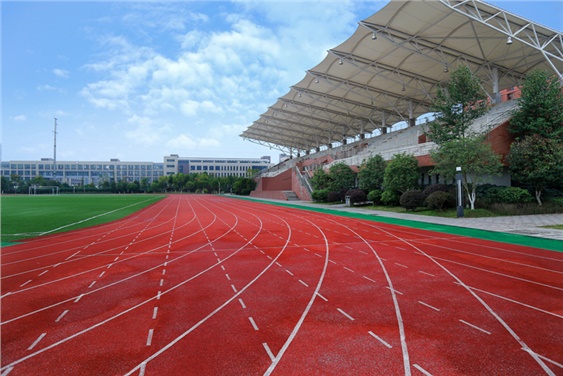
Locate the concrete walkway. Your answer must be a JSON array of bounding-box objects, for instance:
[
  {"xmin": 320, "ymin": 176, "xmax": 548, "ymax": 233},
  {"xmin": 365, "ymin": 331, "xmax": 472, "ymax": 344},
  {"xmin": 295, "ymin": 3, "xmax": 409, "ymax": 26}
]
[{"xmin": 261, "ymin": 199, "xmax": 563, "ymax": 242}]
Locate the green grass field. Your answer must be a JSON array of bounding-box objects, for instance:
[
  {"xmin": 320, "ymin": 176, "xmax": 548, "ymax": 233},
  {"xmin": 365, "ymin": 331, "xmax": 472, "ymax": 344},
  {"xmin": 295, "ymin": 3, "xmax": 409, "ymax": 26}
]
[{"xmin": 1, "ymin": 194, "xmax": 165, "ymax": 244}]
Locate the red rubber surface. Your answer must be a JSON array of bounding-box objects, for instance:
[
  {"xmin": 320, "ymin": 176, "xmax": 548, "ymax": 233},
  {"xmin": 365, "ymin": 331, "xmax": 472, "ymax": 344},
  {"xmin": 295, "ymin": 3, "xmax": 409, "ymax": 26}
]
[{"xmin": 1, "ymin": 195, "xmax": 562, "ymax": 375}]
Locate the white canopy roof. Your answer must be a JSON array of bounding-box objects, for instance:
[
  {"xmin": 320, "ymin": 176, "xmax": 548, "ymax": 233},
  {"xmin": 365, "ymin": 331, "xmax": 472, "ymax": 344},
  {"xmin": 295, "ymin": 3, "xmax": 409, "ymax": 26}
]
[{"xmin": 241, "ymin": 0, "xmax": 563, "ymax": 155}]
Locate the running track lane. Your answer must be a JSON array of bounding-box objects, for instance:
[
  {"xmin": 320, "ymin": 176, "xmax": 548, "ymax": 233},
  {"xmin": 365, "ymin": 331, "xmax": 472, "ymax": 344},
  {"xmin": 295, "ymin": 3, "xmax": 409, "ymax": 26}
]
[{"xmin": 1, "ymin": 195, "xmax": 561, "ymax": 375}]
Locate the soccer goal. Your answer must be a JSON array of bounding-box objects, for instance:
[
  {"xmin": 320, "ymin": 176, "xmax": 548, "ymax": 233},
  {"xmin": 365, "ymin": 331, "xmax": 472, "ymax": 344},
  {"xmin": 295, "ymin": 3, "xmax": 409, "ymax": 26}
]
[{"xmin": 28, "ymin": 185, "xmax": 60, "ymax": 195}]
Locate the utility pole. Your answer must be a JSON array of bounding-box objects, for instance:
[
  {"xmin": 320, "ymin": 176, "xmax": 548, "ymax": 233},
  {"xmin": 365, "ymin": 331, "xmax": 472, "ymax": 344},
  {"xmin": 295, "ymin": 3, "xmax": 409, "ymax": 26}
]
[{"xmin": 53, "ymin": 118, "xmax": 58, "ymax": 181}]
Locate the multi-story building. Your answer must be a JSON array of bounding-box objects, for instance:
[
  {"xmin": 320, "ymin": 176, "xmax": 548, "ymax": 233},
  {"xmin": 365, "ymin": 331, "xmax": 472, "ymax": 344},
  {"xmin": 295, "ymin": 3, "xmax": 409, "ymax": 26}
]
[{"xmin": 1, "ymin": 155, "xmax": 273, "ymax": 185}]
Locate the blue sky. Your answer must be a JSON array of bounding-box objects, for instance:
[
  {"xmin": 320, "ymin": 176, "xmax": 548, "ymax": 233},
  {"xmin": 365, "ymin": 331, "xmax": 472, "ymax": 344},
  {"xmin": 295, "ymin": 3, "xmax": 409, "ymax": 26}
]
[{"xmin": 2, "ymin": 1, "xmax": 562, "ymax": 164}]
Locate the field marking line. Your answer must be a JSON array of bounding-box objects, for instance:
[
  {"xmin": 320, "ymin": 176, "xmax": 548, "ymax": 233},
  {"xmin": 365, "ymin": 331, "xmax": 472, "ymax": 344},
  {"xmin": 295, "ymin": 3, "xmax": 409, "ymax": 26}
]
[
  {"xmin": 0, "ymin": 367, "xmax": 14, "ymax": 376},
  {"xmin": 413, "ymin": 363, "xmax": 433, "ymax": 376},
  {"xmin": 55, "ymin": 310, "xmax": 69, "ymax": 323},
  {"xmin": 231, "ymin": 284, "xmax": 238, "ymax": 293},
  {"xmin": 343, "ymin": 267, "xmax": 355, "ymax": 273},
  {"xmin": 146, "ymin": 329, "xmax": 154, "ymax": 346},
  {"xmin": 152, "ymin": 307, "xmax": 158, "ymax": 319},
  {"xmin": 123, "ymin": 206, "xmax": 292, "ymax": 376},
  {"xmin": 37, "ymin": 197, "xmax": 163, "ymax": 236},
  {"xmin": 27, "ymin": 333, "xmax": 46, "ymax": 350},
  {"xmin": 38, "ymin": 270, "xmax": 49, "ymax": 276},
  {"xmin": 428, "ymin": 255, "xmax": 563, "ymax": 292},
  {"xmin": 414, "ymin": 240, "xmax": 563, "ymax": 275},
  {"xmin": 522, "ymin": 349, "xmax": 563, "ymax": 370},
  {"xmin": 337, "ymin": 308, "xmax": 355, "ymax": 321},
  {"xmin": 458, "ymin": 284, "xmax": 563, "ymax": 320},
  {"xmin": 395, "ymin": 263, "xmax": 408, "ymax": 268},
  {"xmin": 418, "ymin": 270, "xmax": 435, "ymax": 277},
  {"xmin": 316, "ymin": 293, "xmax": 328, "ymax": 302},
  {"xmin": 363, "ymin": 276, "xmax": 376, "ymax": 283},
  {"xmin": 248, "ymin": 317, "xmax": 259, "ymax": 331},
  {"xmin": 459, "ymin": 319, "xmax": 491, "ymax": 335},
  {"xmin": 285, "ymin": 270, "xmax": 294, "ymax": 276},
  {"xmin": 20, "ymin": 280, "xmax": 32, "ymax": 288},
  {"xmin": 238, "ymin": 298, "xmax": 246, "ymax": 309},
  {"xmin": 418, "ymin": 301, "xmax": 440, "ymax": 312},
  {"xmin": 365, "ymin": 222, "xmax": 557, "ymax": 376},
  {"xmin": 65, "ymin": 251, "xmax": 81, "ymax": 261},
  {"xmin": 263, "ymin": 343, "xmax": 276, "ymax": 362},
  {"xmin": 298, "ymin": 279, "xmax": 309, "ymax": 287},
  {"xmin": 368, "ymin": 331, "xmax": 392, "ymax": 349}
]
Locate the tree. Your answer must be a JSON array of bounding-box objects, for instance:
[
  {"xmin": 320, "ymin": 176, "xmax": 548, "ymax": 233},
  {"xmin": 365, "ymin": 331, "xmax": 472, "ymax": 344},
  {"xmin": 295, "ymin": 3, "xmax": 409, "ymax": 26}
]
[
  {"xmin": 383, "ymin": 153, "xmax": 419, "ymax": 195},
  {"xmin": 508, "ymin": 70, "xmax": 563, "ymax": 141},
  {"xmin": 358, "ymin": 154, "xmax": 386, "ymax": 192},
  {"xmin": 310, "ymin": 169, "xmax": 331, "ymax": 190},
  {"xmin": 508, "ymin": 135, "xmax": 563, "ymax": 205},
  {"xmin": 328, "ymin": 163, "xmax": 356, "ymax": 195},
  {"xmin": 431, "ymin": 136, "xmax": 503, "ymax": 210},
  {"xmin": 429, "ymin": 65, "xmax": 489, "ymax": 145}
]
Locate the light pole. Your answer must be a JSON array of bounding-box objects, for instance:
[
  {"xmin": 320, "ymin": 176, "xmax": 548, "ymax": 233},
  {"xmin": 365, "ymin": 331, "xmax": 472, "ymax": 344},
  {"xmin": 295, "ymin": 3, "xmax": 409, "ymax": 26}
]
[{"xmin": 456, "ymin": 166, "xmax": 464, "ymax": 218}]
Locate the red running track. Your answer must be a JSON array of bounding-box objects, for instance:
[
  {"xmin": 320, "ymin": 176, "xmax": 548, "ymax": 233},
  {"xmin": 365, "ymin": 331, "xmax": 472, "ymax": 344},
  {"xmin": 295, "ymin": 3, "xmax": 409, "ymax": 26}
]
[{"xmin": 1, "ymin": 195, "xmax": 562, "ymax": 375}]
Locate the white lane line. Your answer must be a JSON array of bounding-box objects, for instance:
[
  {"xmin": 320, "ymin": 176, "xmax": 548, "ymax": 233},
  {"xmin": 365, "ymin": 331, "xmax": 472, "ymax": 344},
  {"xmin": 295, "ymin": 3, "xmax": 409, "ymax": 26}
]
[
  {"xmin": 20, "ymin": 280, "xmax": 32, "ymax": 287},
  {"xmin": 113, "ymin": 257, "xmax": 119, "ymax": 262},
  {"xmin": 160, "ymin": 279, "xmax": 164, "ymax": 287},
  {"xmin": 231, "ymin": 284, "xmax": 238, "ymax": 293},
  {"xmin": 53, "ymin": 263, "xmax": 61, "ymax": 268},
  {"xmin": 337, "ymin": 308, "xmax": 354, "ymax": 321},
  {"xmin": 418, "ymin": 270, "xmax": 435, "ymax": 277},
  {"xmin": 238, "ymin": 298, "xmax": 246, "ymax": 309},
  {"xmin": 359, "ymin": 250, "xmax": 368, "ymax": 255},
  {"xmin": 146, "ymin": 329, "xmax": 154, "ymax": 346},
  {"xmin": 55, "ymin": 310, "xmax": 69, "ymax": 323},
  {"xmin": 88, "ymin": 281, "xmax": 96, "ymax": 288},
  {"xmin": 225, "ymin": 274, "xmax": 231, "ymax": 281},
  {"xmin": 522, "ymin": 349, "xmax": 563, "ymax": 370},
  {"xmin": 385, "ymin": 286, "xmax": 403, "ymax": 295},
  {"xmin": 164, "ymin": 262, "xmax": 168, "ymax": 267},
  {"xmin": 65, "ymin": 251, "xmax": 80, "ymax": 261},
  {"xmin": 413, "ymin": 364, "xmax": 433, "ymax": 376},
  {"xmin": 363, "ymin": 276, "xmax": 376, "ymax": 283},
  {"xmin": 418, "ymin": 301, "xmax": 440, "ymax": 312},
  {"xmin": 263, "ymin": 343, "xmax": 276, "ymax": 362},
  {"xmin": 328, "ymin": 260, "xmax": 336, "ymax": 264},
  {"xmin": 74, "ymin": 294, "xmax": 84, "ymax": 303},
  {"xmin": 314, "ymin": 253, "xmax": 322, "ymax": 258},
  {"xmin": 107, "ymin": 264, "xmax": 113, "ymax": 269},
  {"xmin": 28, "ymin": 333, "xmax": 46, "ymax": 350},
  {"xmin": 157, "ymin": 291, "xmax": 161, "ymax": 300},
  {"xmin": 162, "ymin": 269, "xmax": 166, "ymax": 275},
  {"xmin": 275, "ymin": 262, "xmax": 282, "ymax": 267},
  {"xmin": 139, "ymin": 362, "xmax": 147, "ymax": 376},
  {"xmin": 395, "ymin": 263, "xmax": 408, "ymax": 268},
  {"xmin": 343, "ymin": 267, "xmax": 355, "ymax": 273},
  {"xmin": 459, "ymin": 320, "xmax": 491, "ymax": 335},
  {"xmin": 345, "ymin": 246, "xmax": 353, "ymax": 250},
  {"xmin": 266, "ymin": 255, "xmax": 272, "ymax": 260},
  {"xmin": 152, "ymin": 307, "xmax": 158, "ymax": 319},
  {"xmin": 98, "ymin": 271, "xmax": 105, "ymax": 278},
  {"xmin": 368, "ymin": 331, "xmax": 392, "ymax": 348},
  {"xmin": 248, "ymin": 317, "xmax": 259, "ymax": 331},
  {"xmin": 316, "ymin": 293, "xmax": 328, "ymax": 302},
  {"xmin": 285, "ymin": 270, "xmax": 294, "ymax": 276},
  {"xmin": 0, "ymin": 366, "xmax": 14, "ymax": 376},
  {"xmin": 38, "ymin": 270, "xmax": 49, "ymax": 276},
  {"xmin": 220, "ymin": 265, "xmax": 225, "ymax": 271},
  {"xmin": 298, "ymin": 280, "xmax": 309, "ymax": 287}
]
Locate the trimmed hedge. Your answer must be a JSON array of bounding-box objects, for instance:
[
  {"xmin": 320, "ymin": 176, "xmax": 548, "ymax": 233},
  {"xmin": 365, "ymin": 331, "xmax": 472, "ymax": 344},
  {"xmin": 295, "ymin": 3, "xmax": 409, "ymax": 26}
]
[
  {"xmin": 400, "ymin": 190, "xmax": 425, "ymax": 211},
  {"xmin": 426, "ymin": 191, "xmax": 455, "ymax": 211}
]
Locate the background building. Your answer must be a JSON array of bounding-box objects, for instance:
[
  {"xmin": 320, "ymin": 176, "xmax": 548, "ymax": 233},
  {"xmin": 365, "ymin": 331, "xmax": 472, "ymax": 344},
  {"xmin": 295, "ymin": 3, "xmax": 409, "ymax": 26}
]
[{"xmin": 1, "ymin": 155, "xmax": 272, "ymax": 186}]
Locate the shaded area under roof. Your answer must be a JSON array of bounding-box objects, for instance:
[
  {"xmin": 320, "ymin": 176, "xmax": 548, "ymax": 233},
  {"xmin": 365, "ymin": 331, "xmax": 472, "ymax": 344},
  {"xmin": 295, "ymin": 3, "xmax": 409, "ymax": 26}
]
[{"xmin": 241, "ymin": 0, "xmax": 563, "ymax": 155}]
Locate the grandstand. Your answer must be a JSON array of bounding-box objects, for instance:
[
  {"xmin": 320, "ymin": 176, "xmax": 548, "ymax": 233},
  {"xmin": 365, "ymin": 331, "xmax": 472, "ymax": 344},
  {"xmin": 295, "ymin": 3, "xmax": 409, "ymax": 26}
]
[{"xmin": 243, "ymin": 0, "xmax": 562, "ymax": 201}]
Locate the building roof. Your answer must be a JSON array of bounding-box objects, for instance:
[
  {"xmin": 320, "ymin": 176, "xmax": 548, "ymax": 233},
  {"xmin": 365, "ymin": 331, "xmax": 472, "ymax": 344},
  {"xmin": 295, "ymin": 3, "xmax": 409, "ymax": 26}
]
[{"xmin": 241, "ymin": 0, "xmax": 563, "ymax": 154}]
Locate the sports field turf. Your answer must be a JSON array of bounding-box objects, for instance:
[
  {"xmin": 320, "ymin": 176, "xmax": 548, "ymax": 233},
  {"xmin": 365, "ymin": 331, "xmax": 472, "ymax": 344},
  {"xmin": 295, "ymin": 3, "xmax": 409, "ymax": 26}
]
[{"xmin": 1, "ymin": 194, "xmax": 165, "ymax": 244}]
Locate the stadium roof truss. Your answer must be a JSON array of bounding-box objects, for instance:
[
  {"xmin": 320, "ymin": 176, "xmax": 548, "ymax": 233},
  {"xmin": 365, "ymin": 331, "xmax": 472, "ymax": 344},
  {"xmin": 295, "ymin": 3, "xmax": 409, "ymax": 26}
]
[{"xmin": 241, "ymin": 0, "xmax": 563, "ymax": 156}]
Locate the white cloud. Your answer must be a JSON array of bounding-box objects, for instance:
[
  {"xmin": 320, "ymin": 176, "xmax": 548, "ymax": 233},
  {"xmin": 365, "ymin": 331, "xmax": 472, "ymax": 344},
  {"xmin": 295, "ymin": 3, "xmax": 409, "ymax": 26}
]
[
  {"xmin": 124, "ymin": 115, "xmax": 165, "ymax": 146},
  {"xmin": 13, "ymin": 115, "xmax": 27, "ymax": 122},
  {"xmin": 165, "ymin": 134, "xmax": 220, "ymax": 151},
  {"xmin": 53, "ymin": 68, "xmax": 70, "ymax": 78}
]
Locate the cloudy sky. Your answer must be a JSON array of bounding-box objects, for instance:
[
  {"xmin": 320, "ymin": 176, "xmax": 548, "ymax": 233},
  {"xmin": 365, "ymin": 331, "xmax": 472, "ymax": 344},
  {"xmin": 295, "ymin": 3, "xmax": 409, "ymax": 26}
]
[{"xmin": 2, "ymin": 1, "xmax": 562, "ymax": 164}]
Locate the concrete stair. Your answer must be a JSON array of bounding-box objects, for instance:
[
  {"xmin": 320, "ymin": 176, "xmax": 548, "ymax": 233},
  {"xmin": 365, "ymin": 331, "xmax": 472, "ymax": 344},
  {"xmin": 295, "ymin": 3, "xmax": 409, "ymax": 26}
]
[{"xmin": 283, "ymin": 191, "xmax": 300, "ymax": 201}]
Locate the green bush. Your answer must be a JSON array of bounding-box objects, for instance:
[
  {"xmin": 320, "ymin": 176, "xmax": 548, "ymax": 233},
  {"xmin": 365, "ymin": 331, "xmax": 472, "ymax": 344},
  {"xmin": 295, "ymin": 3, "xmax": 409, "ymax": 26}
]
[
  {"xmin": 381, "ymin": 190, "xmax": 400, "ymax": 206},
  {"xmin": 422, "ymin": 184, "xmax": 449, "ymax": 198},
  {"xmin": 426, "ymin": 191, "xmax": 454, "ymax": 211},
  {"xmin": 346, "ymin": 189, "xmax": 367, "ymax": 204},
  {"xmin": 312, "ymin": 189, "xmax": 330, "ymax": 202},
  {"xmin": 485, "ymin": 186, "xmax": 533, "ymax": 204},
  {"xmin": 400, "ymin": 190, "xmax": 425, "ymax": 211},
  {"xmin": 327, "ymin": 191, "xmax": 341, "ymax": 203},
  {"xmin": 367, "ymin": 189, "xmax": 383, "ymax": 205}
]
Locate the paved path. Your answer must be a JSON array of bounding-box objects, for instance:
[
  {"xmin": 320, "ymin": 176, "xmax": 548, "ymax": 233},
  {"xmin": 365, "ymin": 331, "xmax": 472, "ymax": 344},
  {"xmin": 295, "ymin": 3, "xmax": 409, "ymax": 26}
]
[{"xmin": 255, "ymin": 198, "xmax": 563, "ymax": 242}]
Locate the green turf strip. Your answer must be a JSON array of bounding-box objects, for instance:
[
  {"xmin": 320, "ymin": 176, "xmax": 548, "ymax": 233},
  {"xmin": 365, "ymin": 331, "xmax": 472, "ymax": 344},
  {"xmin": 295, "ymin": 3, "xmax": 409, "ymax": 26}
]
[
  {"xmin": 1, "ymin": 194, "xmax": 165, "ymax": 243},
  {"xmin": 236, "ymin": 196, "xmax": 563, "ymax": 253}
]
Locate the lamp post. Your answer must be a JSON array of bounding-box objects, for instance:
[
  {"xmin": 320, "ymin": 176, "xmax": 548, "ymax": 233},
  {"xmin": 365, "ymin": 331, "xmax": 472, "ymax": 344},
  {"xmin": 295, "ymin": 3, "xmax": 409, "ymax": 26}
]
[{"xmin": 456, "ymin": 166, "xmax": 464, "ymax": 218}]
